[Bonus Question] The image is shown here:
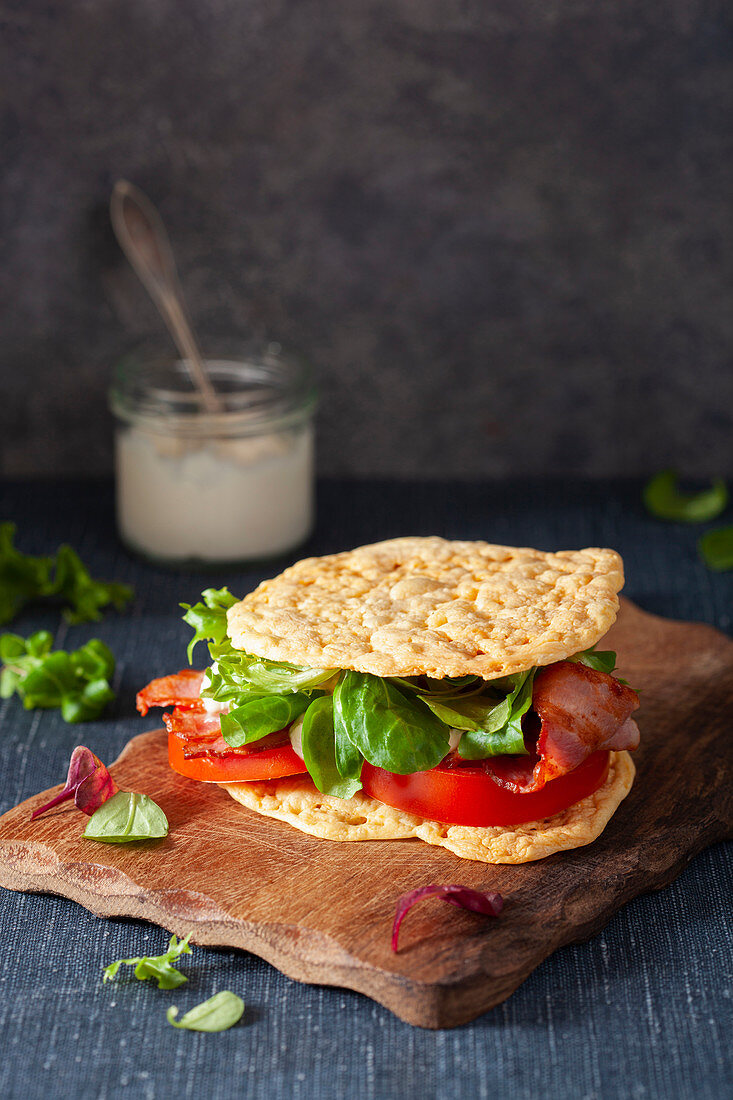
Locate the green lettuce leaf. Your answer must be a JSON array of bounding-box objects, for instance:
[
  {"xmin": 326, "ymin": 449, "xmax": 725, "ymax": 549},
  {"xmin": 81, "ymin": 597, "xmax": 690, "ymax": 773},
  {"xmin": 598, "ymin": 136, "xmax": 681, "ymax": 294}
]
[
  {"xmin": 568, "ymin": 646, "xmax": 617, "ymax": 674},
  {"xmin": 457, "ymin": 670, "xmax": 535, "ymax": 760},
  {"xmin": 699, "ymin": 526, "xmax": 733, "ymax": 572},
  {"xmin": 334, "ymin": 671, "xmax": 450, "ymax": 775},
  {"xmin": 0, "ymin": 632, "xmax": 116, "ymax": 722},
  {"xmin": 219, "ymin": 692, "xmax": 314, "ymax": 747},
  {"xmin": 643, "ymin": 471, "xmax": 728, "ymax": 523},
  {"xmin": 0, "ymin": 523, "xmax": 53, "ymax": 625},
  {"xmin": 207, "ymin": 647, "xmax": 336, "ymax": 695},
  {"xmin": 0, "ymin": 524, "xmax": 132, "ymax": 625},
  {"xmin": 50, "ymin": 545, "xmax": 133, "ymax": 624},
  {"xmin": 180, "ymin": 587, "xmax": 238, "ymax": 662},
  {"xmin": 103, "ymin": 933, "xmax": 192, "ymax": 990},
  {"xmin": 166, "ymin": 992, "xmax": 244, "ymax": 1032},
  {"xmin": 83, "ymin": 790, "xmax": 168, "ymax": 842},
  {"xmin": 301, "ymin": 695, "xmax": 362, "ymax": 798}
]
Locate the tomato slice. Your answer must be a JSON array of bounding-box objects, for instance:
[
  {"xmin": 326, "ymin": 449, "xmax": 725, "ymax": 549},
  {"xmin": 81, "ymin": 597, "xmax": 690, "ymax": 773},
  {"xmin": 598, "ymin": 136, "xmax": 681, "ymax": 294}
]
[
  {"xmin": 361, "ymin": 751, "xmax": 611, "ymax": 827},
  {"xmin": 168, "ymin": 727, "xmax": 306, "ymax": 783}
]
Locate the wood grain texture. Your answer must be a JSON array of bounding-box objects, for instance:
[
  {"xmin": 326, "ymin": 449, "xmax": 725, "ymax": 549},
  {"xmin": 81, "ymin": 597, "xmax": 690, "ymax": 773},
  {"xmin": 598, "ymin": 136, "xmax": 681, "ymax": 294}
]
[{"xmin": 0, "ymin": 599, "xmax": 731, "ymax": 1028}]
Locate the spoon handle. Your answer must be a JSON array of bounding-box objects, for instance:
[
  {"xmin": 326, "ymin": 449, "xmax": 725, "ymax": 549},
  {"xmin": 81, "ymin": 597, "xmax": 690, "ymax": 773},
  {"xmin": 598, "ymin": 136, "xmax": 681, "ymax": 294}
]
[{"xmin": 110, "ymin": 180, "xmax": 221, "ymax": 412}]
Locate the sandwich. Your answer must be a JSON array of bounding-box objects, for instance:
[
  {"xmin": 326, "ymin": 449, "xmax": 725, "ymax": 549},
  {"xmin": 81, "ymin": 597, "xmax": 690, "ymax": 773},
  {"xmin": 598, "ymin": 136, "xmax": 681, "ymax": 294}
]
[{"xmin": 137, "ymin": 537, "xmax": 640, "ymax": 864}]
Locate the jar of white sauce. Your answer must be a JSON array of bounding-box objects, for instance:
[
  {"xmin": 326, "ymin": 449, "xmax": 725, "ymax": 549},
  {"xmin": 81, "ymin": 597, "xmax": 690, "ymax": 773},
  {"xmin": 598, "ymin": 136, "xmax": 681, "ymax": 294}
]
[{"xmin": 109, "ymin": 344, "xmax": 316, "ymax": 566}]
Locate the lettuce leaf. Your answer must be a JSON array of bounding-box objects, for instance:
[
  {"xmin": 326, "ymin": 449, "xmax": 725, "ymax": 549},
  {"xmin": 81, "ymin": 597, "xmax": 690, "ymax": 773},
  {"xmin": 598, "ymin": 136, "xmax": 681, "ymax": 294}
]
[
  {"xmin": 50, "ymin": 545, "xmax": 133, "ymax": 624},
  {"xmin": 699, "ymin": 526, "xmax": 733, "ymax": 572},
  {"xmin": 0, "ymin": 523, "xmax": 53, "ymax": 625},
  {"xmin": 180, "ymin": 587, "xmax": 238, "ymax": 662},
  {"xmin": 0, "ymin": 632, "xmax": 116, "ymax": 722},
  {"xmin": 0, "ymin": 523, "xmax": 132, "ymax": 625},
  {"xmin": 103, "ymin": 933, "xmax": 191, "ymax": 989},
  {"xmin": 301, "ymin": 695, "xmax": 362, "ymax": 799},
  {"xmin": 643, "ymin": 471, "xmax": 727, "ymax": 523},
  {"xmin": 220, "ymin": 692, "xmax": 314, "ymax": 747},
  {"xmin": 166, "ymin": 991, "xmax": 244, "ymax": 1032},
  {"xmin": 333, "ymin": 672, "xmax": 450, "ymax": 775},
  {"xmin": 456, "ymin": 670, "xmax": 534, "ymax": 760}
]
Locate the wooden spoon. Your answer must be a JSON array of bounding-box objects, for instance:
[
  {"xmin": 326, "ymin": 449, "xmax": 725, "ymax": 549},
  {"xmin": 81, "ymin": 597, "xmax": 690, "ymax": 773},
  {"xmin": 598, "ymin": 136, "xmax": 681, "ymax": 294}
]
[{"xmin": 110, "ymin": 180, "xmax": 221, "ymax": 412}]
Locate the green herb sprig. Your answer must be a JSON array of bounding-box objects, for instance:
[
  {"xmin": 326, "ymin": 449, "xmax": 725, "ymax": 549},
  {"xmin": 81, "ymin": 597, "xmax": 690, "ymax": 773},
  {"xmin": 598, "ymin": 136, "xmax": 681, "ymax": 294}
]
[
  {"xmin": 0, "ymin": 523, "xmax": 133, "ymax": 625},
  {"xmin": 103, "ymin": 934, "xmax": 192, "ymax": 989},
  {"xmin": 0, "ymin": 631, "xmax": 116, "ymax": 722}
]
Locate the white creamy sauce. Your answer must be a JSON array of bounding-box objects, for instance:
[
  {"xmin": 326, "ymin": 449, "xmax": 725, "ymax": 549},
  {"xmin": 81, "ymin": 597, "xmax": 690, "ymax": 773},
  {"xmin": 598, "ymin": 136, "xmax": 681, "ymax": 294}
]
[
  {"xmin": 289, "ymin": 715, "xmax": 305, "ymax": 760},
  {"xmin": 115, "ymin": 425, "xmax": 313, "ymax": 561},
  {"xmin": 202, "ymin": 695, "xmax": 229, "ymax": 716},
  {"xmin": 447, "ymin": 728, "xmax": 463, "ymax": 753}
]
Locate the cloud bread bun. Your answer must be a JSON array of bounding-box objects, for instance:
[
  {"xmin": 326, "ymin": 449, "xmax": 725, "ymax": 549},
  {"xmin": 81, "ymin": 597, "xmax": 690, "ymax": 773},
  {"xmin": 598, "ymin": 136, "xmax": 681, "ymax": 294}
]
[
  {"xmin": 226, "ymin": 537, "xmax": 624, "ymax": 679},
  {"xmin": 221, "ymin": 751, "xmax": 635, "ymax": 864}
]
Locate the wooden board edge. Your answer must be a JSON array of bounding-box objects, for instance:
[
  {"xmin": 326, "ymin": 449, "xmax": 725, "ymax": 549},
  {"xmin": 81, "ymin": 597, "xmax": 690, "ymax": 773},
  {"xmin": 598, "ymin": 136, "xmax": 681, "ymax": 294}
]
[{"xmin": 1, "ymin": 826, "xmax": 730, "ymax": 1029}]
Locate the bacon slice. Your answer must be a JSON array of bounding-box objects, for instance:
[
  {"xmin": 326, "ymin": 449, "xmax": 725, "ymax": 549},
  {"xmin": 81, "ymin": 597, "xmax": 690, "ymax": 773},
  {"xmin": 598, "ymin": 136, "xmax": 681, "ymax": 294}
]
[
  {"xmin": 483, "ymin": 661, "xmax": 640, "ymax": 793},
  {"xmin": 163, "ymin": 706, "xmax": 222, "ymax": 743},
  {"xmin": 136, "ymin": 670, "xmax": 206, "ymax": 716},
  {"xmin": 164, "ymin": 706, "xmax": 291, "ymax": 759}
]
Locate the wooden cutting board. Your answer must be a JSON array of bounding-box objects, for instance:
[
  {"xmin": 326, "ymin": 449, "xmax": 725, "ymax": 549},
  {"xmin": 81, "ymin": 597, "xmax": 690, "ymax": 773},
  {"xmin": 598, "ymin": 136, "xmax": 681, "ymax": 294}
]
[{"xmin": 0, "ymin": 599, "xmax": 731, "ymax": 1028}]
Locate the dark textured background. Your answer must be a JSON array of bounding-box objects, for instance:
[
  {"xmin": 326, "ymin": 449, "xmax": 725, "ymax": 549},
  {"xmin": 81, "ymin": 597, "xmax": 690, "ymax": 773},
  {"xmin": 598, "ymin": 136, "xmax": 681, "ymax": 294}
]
[
  {"xmin": 1, "ymin": 1, "xmax": 732, "ymax": 477},
  {"xmin": 0, "ymin": 478, "xmax": 731, "ymax": 1100}
]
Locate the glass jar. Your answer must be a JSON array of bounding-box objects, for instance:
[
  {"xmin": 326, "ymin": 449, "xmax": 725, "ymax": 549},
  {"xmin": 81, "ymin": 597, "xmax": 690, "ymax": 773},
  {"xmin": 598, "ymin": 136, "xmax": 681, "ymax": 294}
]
[{"xmin": 109, "ymin": 342, "xmax": 316, "ymax": 566}]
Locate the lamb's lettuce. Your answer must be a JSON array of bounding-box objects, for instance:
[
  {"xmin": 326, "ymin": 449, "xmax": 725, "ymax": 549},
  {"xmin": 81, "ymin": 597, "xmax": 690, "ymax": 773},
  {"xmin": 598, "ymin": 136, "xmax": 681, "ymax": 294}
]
[
  {"xmin": 643, "ymin": 471, "xmax": 727, "ymax": 523},
  {"xmin": 0, "ymin": 523, "xmax": 132, "ymax": 625},
  {"xmin": 220, "ymin": 692, "xmax": 314, "ymax": 747},
  {"xmin": 569, "ymin": 645, "xmax": 617, "ymax": 674},
  {"xmin": 301, "ymin": 695, "xmax": 362, "ymax": 799},
  {"xmin": 0, "ymin": 631, "xmax": 116, "ymax": 722},
  {"xmin": 456, "ymin": 670, "xmax": 534, "ymax": 759},
  {"xmin": 333, "ymin": 671, "xmax": 450, "ymax": 775},
  {"xmin": 699, "ymin": 527, "xmax": 733, "ymax": 572}
]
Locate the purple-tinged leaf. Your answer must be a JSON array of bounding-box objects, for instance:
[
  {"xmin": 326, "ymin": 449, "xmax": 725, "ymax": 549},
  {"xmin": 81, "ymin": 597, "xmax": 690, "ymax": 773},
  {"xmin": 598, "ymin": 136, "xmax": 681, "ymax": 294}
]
[
  {"xmin": 391, "ymin": 883, "xmax": 504, "ymax": 952},
  {"xmin": 30, "ymin": 746, "xmax": 118, "ymax": 820}
]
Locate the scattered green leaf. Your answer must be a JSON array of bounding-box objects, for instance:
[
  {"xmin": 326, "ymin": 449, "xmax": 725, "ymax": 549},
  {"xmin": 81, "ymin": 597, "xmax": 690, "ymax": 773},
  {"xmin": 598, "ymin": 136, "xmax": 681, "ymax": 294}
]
[
  {"xmin": 166, "ymin": 991, "xmax": 244, "ymax": 1032},
  {"xmin": 103, "ymin": 934, "xmax": 192, "ymax": 989},
  {"xmin": 0, "ymin": 632, "xmax": 116, "ymax": 722},
  {"xmin": 0, "ymin": 523, "xmax": 53, "ymax": 625},
  {"xmin": 50, "ymin": 544, "xmax": 133, "ymax": 624},
  {"xmin": 699, "ymin": 526, "xmax": 733, "ymax": 572},
  {"xmin": 83, "ymin": 790, "xmax": 168, "ymax": 842},
  {"xmin": 643, "ymin": 471, "xmax": 727, "ymax": 523},
  {"xmin": 0, "ymin": 523, "xmax": 132, "ymax": 624}
]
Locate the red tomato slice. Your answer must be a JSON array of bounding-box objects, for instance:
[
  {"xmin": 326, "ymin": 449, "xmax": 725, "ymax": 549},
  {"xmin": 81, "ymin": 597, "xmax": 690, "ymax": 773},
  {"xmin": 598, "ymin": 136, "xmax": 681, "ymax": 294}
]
[
  {"xmin": 168, "ymin": 726, "xmax": 306, "ymax": 783},
  {"xmin": 361, "ymin": 750, "xmax": 611, "ymax": 827}
]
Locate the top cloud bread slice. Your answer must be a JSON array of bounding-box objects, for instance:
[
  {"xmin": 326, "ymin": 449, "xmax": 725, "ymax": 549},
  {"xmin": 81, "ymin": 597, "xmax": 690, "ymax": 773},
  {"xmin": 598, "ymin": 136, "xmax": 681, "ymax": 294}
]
[{"xmin": 226, "ymin": 537, "xmax": 624, "ymax": 680}]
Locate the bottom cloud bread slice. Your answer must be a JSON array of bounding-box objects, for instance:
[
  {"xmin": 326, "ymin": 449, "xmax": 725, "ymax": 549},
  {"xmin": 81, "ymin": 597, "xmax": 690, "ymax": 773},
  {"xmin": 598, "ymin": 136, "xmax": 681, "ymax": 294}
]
[{"xmin": 219, "ymin": 750, "xmax": 635, "ymax": 865}]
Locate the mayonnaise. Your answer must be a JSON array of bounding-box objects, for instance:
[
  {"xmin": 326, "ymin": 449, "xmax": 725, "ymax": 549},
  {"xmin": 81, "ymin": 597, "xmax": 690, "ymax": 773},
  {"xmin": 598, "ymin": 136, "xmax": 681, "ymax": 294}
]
[{"xmin": 115, "ymin": 425, "xmax": 313, "ymax": 562}]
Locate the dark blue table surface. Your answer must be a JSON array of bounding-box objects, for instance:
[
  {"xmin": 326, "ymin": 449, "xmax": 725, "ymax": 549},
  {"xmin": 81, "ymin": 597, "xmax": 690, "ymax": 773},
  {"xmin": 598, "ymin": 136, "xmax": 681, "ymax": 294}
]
[{"xmin": 0, "ymin": 479, "xmax": 730, "ymax": 1100}]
